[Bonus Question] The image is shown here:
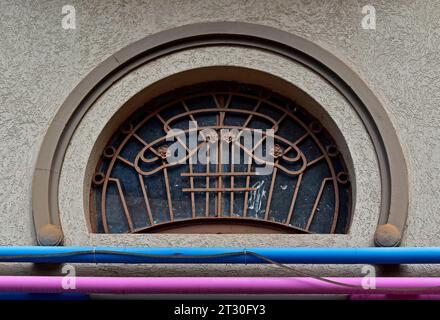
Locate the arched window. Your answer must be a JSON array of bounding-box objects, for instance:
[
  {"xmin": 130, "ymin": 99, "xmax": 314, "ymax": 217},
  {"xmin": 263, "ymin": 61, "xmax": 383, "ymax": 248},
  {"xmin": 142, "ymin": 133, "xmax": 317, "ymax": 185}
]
[{"xmin": 91, "ymin": 82, "xmax": 351, "ymax": 234}]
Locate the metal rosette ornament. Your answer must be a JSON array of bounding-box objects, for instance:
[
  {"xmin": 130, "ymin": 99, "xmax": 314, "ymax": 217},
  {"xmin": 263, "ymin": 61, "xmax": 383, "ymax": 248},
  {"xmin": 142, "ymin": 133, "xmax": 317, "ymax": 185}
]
[{"xmin": 91, "ymin": 82, "xmax": 351, "ymax": 234}]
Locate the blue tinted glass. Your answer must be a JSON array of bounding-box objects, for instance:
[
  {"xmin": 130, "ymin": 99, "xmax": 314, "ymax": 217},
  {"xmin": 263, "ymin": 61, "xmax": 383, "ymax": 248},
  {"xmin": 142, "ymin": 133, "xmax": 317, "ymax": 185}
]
[{"xmin": 91, "ymin": 82, "xmax": 351, "ymax": 234}]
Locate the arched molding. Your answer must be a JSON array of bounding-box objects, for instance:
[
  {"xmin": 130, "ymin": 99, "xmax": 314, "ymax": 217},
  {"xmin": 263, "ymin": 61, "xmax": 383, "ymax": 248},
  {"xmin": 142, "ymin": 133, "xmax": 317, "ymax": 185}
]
[{"xmin": 32, "ymin": 22, "xmax": 408, "ymax": 247}]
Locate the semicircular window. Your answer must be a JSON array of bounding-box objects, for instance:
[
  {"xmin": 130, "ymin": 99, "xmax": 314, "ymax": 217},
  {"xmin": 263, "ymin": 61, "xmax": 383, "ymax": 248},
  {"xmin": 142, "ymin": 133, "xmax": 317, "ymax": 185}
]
[{"xmin": 91, "ymin": 82, "xmax": 351, "ymax": 234}]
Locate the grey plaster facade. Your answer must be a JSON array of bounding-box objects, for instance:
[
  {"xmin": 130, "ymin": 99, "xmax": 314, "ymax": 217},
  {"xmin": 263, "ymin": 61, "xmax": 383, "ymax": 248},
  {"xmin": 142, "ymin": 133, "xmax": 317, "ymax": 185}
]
[{"xmin": 0, "ymin": 0, "xmax": 439, "ymax": 276}]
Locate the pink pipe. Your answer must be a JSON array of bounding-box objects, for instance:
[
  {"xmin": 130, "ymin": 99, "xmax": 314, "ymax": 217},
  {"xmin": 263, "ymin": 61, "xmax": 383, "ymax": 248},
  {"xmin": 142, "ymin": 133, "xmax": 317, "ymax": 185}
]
[
  {"xmin": 349, "ymin": 294, "xmax": 440, "ymax": 300},
  {"xmin": 0, "ymin": 277, "xmax": 440, "ymax": 295}
]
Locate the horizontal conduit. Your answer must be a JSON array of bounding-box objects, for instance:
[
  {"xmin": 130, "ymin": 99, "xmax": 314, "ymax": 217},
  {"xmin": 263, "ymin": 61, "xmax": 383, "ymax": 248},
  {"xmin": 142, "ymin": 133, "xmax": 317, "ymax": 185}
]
[
  {"xmin": 1, "ymin": 247, "xmax": 440, "ymax": 264},
  {"xmin": 2, "ymin": 247, "xmax": 440, "ymax": 298},
  {"xmin": 0, "ymin": 277, "xmax": 440, "ymax": 296}
]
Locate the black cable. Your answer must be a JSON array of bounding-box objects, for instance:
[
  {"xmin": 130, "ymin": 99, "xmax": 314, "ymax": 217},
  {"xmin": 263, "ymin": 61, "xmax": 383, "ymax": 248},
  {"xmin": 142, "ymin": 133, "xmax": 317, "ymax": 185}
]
[{"xmin": 0, "ymin": 249, "xmax": 439, "ymax": 292}]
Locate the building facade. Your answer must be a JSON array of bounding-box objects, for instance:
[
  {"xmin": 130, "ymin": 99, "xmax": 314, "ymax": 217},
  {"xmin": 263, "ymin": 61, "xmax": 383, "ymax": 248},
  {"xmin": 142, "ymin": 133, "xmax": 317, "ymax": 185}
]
[{"xmin": 0, "ymin": 0, "xmax": 439, "ymax": 279}]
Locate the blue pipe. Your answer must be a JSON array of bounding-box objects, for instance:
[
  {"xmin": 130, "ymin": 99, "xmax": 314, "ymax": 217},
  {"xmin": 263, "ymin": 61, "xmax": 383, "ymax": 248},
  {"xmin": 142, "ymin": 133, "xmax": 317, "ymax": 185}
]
[
  {"xmin": 0, "ymin": 293, "xmax": 90, "ymax": 300},
  {"xmin": 1, "ymin": 247, "xmax": 440, "ymax": 264}
]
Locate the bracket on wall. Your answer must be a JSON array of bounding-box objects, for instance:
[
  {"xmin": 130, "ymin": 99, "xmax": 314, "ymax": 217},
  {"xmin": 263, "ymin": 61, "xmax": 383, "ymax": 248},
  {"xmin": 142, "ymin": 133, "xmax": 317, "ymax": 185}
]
[{"xmin": 32, "ymin": 22, "xmax": 408, "ymax": 247}]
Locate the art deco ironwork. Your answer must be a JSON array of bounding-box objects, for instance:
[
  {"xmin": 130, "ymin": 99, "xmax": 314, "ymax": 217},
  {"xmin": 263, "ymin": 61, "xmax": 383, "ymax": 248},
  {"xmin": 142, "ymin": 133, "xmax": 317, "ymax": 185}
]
[{"xmin": 91, "ymin": 82, "xmax": 351, "ymax": 234}]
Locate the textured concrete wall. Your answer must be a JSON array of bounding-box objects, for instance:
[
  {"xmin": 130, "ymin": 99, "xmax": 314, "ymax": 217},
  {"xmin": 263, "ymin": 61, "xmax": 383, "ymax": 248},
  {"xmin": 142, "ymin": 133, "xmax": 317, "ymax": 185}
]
[{"xmin": 0, "ymin": 0, "xmax": 440, "ymax": 276}]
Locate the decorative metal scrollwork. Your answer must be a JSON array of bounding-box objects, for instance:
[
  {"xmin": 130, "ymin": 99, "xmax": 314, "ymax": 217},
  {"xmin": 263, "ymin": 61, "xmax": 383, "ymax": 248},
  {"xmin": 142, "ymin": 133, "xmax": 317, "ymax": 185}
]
[{"xmin": 91, "ymin": 82, "xmax": 351, "ymax": 234}]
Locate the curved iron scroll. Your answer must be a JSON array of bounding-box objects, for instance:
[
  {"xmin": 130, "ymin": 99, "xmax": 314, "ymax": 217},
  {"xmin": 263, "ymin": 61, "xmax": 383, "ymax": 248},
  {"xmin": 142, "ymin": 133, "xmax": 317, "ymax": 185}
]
[{"xmin": 91, "ymin": 83, "xmax": 351, "ymax": 234}]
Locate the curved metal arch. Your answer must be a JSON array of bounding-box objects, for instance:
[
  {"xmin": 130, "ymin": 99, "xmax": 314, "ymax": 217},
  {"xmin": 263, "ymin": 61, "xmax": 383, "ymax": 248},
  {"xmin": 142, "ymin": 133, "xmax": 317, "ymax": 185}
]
[
  {"xmin": 32, "ymin": 22, "xmax": 408, "ymax": 246},
  {"xmin": 92, "ymin": 85, "xmax": 349, "ymax": 234}
]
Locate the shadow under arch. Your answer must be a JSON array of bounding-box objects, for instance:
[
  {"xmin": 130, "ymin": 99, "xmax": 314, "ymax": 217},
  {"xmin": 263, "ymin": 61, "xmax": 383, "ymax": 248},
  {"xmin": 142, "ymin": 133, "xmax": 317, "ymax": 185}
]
[{"xmin": 32, "ymin": 22, "xmax": 408, "ymax": 247}]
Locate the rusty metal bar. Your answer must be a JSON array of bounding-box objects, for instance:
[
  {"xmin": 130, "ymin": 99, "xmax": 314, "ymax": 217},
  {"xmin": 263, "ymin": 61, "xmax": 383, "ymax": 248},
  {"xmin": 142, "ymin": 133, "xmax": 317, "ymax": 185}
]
[
  {"xmin": 307, "ymin": 155, "xmax": 325, "ymax": 167},
  {"xmin": 162, "ymin": 161, "xmax": 174, "ymax": 222},
  {"xmin": 183, "ymin": 187, "xmax": 258, "ymax": 192},
  {"xmin": 264, "ymin": 160, "xmax": 279, "ymax": 221},
  {"xmin": 285, "ymin": 173, "xmax": 303, "ymax": 225},
  {"xmin": 138, "ymin": 174, "xmax": 154, "ymax": 226},
  {"xmin": 108, "ymin": 178, "xmax": 134, "ymax": 232},
  {"xmin": 182, "ymin": 101, "xmax": 197, "ymax": 218},
  {"xmin": 305, "ymin": 178, "xmax": 332, "ymax": 231},
  {"xmin": 205, "ymin": 144, "xmax": 211, "ymax": 216},
  {"xmin": 182, "ymin": 172, "xmax": 266, "ymax": 177},
  {"xmin": 230, "ymin": 142, "xmax": 235, "ymax": 215}
]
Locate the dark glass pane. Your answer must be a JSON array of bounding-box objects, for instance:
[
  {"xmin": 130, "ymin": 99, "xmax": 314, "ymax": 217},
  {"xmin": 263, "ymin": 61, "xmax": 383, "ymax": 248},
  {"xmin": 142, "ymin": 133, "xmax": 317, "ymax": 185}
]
[{"xmin": 91, "ymin": 82, "xmax": 351, "ymax": 234}]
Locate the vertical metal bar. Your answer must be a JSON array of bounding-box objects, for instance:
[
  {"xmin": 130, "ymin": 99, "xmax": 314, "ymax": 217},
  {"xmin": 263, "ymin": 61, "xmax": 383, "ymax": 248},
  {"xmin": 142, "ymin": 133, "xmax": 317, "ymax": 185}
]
[
  {"xmin": 243, "ymin": 110, "xmax": 287, "ymax": 217},
  {"xmin": 243, "ymin": 163, "xmax": 252, "ymax": 217},
  {"xmin": 109, "ymin": 178, "xmax": 134, "ymax": 232},
  {"xmin": 306, "ymin": 178, "xmax": 331, "ymax": 231},
  {"xmin": 162, "ymin": 161, "xmax": 174, "ymax": 222},
  {"xmin": 138, "ymin": 174, "xmax": 154, "ymax": 226},
  {"xmin": 285, "ymin": 173, "xmax": 303, "ymax": 225},
  {"xmin": 344, "ymin": 185, "xmax": 352, "ymax": 234},
  {"xmin": 216, "ymin": 139, "xmax": 223, "ymax": 216},
  {"xmin": 213, "ymin": 94, "xmax": 226, "ymax": 125},
  {"xmin": 101, "ymin": 183, "xmax": 109, "ymax": 233},
  {"xmin": 264, "ymin": 160, "xmax": 279, "ymax": 221},
  {"xmin": 182, "ymin": 101, "xmax": 197, "ymax": 218},
  {"xmin": 230, "ymin": 142, "xmax": 235, "ymax": 215},
  {"xmin": 188, "ymin": 154, "xmax": 196, "ymax": 218},
  {"xmin": 159, "ymin": 111, "xmax": 196, "ymax": 219},
  {"xmin": 215, "ymin": 96, "xmax": 225, "ymax": 217},
  {"xmin": 242, "ymin": 99, "xmax": 262, "ymax": 217},
  {"xmin": 205, "ymin": 144, "xmax": 210, "ymax": 217},
  {"xmin": 330, "ymin": 177, "xmax": 341, "ymax": 233}
]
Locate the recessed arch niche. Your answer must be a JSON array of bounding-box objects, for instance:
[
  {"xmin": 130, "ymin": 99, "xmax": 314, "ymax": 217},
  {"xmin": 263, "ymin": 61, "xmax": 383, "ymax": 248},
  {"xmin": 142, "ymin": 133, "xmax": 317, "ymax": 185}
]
[
  {"xmin": 32, "ymin": 22, "xmax": 408, "ymax": 247},
  {"xmin": 88, "ymin": 76, "xmax": 353, "ymax": 235}
]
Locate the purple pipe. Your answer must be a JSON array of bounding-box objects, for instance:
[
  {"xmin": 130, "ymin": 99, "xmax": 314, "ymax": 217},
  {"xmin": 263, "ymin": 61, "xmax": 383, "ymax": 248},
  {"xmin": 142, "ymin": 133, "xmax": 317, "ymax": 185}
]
[
  {"xmin": 0, "ymin": 277, "xmax": 440, "ymax": 295},
  {"xmin": 349, "ymin": 294, "xmax": 440, "ymax": 300}
]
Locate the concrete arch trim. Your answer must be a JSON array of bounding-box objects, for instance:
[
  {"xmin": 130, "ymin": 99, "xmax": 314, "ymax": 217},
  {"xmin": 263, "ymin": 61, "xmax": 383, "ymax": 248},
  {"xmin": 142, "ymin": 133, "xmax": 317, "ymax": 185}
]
[{"xmin": 32, "ymin": 21, "xmax": 408, "ymax": 247}]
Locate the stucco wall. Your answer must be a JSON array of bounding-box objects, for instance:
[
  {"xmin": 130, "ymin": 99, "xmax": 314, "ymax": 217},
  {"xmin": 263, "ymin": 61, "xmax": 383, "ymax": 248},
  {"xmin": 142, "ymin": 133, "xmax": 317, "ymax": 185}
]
[{"xmin": 0, "ymin": 0, "xmax": 440, "ymax": 276}]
